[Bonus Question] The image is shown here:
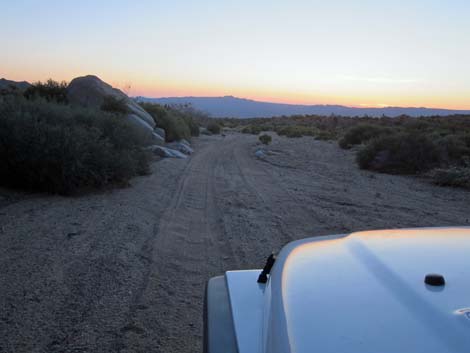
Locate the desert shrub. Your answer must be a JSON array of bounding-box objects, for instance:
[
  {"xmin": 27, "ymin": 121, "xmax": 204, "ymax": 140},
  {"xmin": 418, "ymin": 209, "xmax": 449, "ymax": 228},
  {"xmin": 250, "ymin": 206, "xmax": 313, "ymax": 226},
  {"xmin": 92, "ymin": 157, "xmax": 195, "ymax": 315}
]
[
  {"xmin": 207, "ymin": 122, "xmax": 221, "ymax": 134},
  {"xmin": 186, "ymin": 118, "xmax": 200, "ymax": 137},
  {"xmin": 139, "ymin": 102, "xmax": 167, "ymax": 122},
  {"xmin": 0, "ymin": 97, "xmax": 150, "ymax": 194},
  {"xmin": 276, "ymin": 126, "xmax": 317, "ymax": 138},
  {"xmin": 101, "ymin": 96, "xmax": 129, "ymax": 114},
  {"xmin": 242, "ymin": 125, "xmax": 268, "ymax": 135},
  {"xmin": 24, "ymin": 79, "xmax": 68, "ymax": 104},
  {"xmin": 433, "ymin": 134, "xmax": 470, "ymax": 165},
  {"xmin": 139, "ymin": 102, "xmax": 200, "ymax": 141},
  {"xmin": 170, "ymin": 104, "xmax": 202, "ymax": 138},
  {"xmin": 429, "ymin": 164, "xmax": 470, "ymax": 189},
  {"xmin": 259, "ymin": 134, "xmax": 272, "ymax": 145},
  {"xmin": 158, "ymin": 112, "xmax": 191, "ymax": 141},
  {"xmin": 0, "ymin": 84, "xmax": 25, "ymax": 97},
  {"xmin": 357, "ymin": 132, "xmax": 439, "ymax": 174},
  {"xmin": 339, "ymin": 124, "xmax": 392, "ymax": 149},
  {"xmin": 315, "ymin": 130, "xmax": 337, "ymax": 141},
  {"xmin": 241, "ymin": 126, "xmax": 253, "ymax": 134}
]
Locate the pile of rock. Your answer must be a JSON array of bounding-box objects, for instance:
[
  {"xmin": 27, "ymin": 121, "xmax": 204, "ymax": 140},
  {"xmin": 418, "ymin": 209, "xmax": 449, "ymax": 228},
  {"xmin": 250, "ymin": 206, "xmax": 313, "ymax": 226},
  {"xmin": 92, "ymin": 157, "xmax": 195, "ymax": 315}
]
[
  {"xmin": 0, "ymin": 78, "xmax": 31, "ymax": 95},
  {"xmin": 67, "ymin": 75, "xmax": 193, "ymax": 159},
  {"xmin": 67, "ymin": 75, "xmax": 165, "ymax": 145}
]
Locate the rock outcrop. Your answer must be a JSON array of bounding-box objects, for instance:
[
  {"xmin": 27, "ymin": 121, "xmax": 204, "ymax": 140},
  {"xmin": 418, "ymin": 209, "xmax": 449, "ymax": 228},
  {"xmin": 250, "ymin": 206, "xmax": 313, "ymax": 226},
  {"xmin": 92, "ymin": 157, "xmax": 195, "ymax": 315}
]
[
  {"xmin": 0, "ymin": 78, "xmax": 31, "ymax": 93},
  {"xmin": 67, "ymin": 75, "xmax": 162, "ymax": 145}
]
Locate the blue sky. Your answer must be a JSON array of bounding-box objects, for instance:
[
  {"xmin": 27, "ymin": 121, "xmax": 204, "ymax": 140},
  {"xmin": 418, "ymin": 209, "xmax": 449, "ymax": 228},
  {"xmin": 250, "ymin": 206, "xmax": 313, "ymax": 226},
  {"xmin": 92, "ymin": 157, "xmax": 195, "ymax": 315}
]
[{"xmin": 1, "ymin": 0, "xmax": 470, "ymax": 108}]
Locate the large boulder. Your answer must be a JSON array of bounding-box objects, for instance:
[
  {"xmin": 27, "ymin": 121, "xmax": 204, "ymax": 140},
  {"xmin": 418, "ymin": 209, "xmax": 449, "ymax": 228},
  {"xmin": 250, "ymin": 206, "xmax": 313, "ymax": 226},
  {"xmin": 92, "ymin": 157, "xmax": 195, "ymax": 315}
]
[
  {"xmin": 67, "ymin": 75, "xmax": 161, "ymax": 144},
  {"xmin": 154, "ymin": 127, "xmax": 166, "ymax": 141}
]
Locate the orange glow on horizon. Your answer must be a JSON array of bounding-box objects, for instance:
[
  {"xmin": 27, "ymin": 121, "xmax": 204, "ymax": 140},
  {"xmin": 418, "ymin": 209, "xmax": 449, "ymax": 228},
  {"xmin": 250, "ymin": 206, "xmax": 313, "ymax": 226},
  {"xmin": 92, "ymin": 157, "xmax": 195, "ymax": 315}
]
[
  {"xmin": 136, "ymin": 86, "xmax": 470, "ymax": 110},
  {"xmin": 3, "ymin": 71, "xmax": 470, "ymax": 111}
]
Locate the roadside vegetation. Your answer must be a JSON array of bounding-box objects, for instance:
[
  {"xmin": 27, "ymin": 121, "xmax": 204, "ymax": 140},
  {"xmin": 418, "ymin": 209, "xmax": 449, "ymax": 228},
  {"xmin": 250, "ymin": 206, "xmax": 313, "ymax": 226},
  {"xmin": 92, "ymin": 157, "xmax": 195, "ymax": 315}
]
[
  {"xmin": 233, "ymin": 115, "xmax": 343, "ymax": 141},
  {"xmin": 207, "ymin": 122, "xmax": 221, "ymax": 134},
  {"xmin": 219, "ymin": 114, "xmax": 470, "ymax": 190},
  {"xmin": 23, "ymin": 79, "xmax": 68, "ymax": 104},
  {"xmin": 101, "ymin": 96, "xmax": 129, "ymax": 114},
  {"xmin": 259, "ymin": 134, "xmax": 272, "ymax": 145},
  {"xmin": 139, "ymin": 102, "xmax": 201, "ymax": 141},
  {"xmin": 0, "ymin": 80, "xmax": 151, "ymax": 195},
  {"xmin": 342, "ymin": 119, "xmax": 470, "ymax": 183}
]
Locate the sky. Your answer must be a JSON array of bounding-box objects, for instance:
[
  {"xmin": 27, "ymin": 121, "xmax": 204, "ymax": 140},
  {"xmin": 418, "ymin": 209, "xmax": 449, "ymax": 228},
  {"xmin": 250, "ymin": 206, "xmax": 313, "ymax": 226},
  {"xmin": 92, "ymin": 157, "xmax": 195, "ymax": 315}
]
[{"xmin": 1, "ymin": 0, "xmax": 470, "ymax": 109}]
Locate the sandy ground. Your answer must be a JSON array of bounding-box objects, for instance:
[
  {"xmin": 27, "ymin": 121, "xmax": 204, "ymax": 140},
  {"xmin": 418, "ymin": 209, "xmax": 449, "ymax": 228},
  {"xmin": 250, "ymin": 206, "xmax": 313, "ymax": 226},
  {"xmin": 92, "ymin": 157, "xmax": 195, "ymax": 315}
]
[{"xmin": 0, "ymin": 132, "xmax": 469, "ymax": 353}]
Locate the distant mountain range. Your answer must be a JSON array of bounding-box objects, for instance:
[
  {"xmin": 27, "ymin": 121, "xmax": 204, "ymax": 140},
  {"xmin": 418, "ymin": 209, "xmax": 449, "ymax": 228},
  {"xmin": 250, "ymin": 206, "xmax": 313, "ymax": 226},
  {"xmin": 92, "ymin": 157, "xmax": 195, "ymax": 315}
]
[{"xmin": 136, "ymin": 95, "xmax": 470, "ymax": 118}]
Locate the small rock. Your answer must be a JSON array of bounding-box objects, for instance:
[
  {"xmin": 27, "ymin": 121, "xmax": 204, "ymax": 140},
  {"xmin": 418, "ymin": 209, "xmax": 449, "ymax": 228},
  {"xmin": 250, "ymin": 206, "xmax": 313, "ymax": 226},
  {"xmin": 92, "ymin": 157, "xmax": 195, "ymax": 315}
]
[
  {"xmin": 148, "ymin": 145, "xmax": 187, "ymax": 159},
  {"xmin": 67, "ymin": 231, "xmax": 81, "ymax": 239},
  {"xmin": 255, "ymin": 149, "xmax": 265, "ymax": 158},
  {"xmin": 167, "ymin": 141, "xmax": 193, "ymax": 155}
]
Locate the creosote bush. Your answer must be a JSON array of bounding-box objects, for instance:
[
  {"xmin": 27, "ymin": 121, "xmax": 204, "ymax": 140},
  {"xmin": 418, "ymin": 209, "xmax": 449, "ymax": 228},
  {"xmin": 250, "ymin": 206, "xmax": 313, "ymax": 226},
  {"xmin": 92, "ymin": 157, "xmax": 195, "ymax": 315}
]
[
  {"xmin": 339, "ymin": 124, "xmax": 392, "ymax": 149},
  {"xmin": 207, "ymin": 122, "xmax": 221, "ymax": 134},
  {"xmin": 276, "ymin": 125, "xmax": 318, "ymax": 138},
  {"xmin": 241, "ymin": 125, "xmax": 267, "ymax": 135},
  {"xmin": 0, "ymin": 96, "xmax": 150, "ymax": 194},
  {"xmin": 23, "ymin": 79, "xmax": 68, "ymax": 104},
  {"xmin": 356, "ymin": 132, "xmax": 439, "ymax": 174},
  {"xmin": 101, "ymin": 96, "xmax": 129, "ymax": 114},
  {"xmin": 429, "ymin": 164, "xmax": 470, "ymax": 189},
  {"xmin": 139, "ymin": 102, "xmax": 200, "ymax": 141},
  {"xmin": 217, "ymin": 114, "xmax": 470, "ymax": 189},
  {"xmin": 259, "ymin": 134, "xmax": 272, "ymax": 145}
]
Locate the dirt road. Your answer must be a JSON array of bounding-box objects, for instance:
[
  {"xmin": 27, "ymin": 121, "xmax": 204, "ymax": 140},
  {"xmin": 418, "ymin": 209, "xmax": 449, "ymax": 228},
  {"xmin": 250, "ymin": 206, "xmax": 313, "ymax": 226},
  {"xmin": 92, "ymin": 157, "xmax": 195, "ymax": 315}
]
[{"xmin": 1, "ymin": 133, "xmax": 469, "ymax": 353}]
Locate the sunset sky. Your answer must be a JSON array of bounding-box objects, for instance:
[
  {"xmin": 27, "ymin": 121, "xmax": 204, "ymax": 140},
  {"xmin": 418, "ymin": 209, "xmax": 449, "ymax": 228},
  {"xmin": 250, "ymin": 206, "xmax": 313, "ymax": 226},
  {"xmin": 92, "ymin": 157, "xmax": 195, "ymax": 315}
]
[{"xmin": 1, "ymin": 0, "xmax": 469, "ymax": 109}]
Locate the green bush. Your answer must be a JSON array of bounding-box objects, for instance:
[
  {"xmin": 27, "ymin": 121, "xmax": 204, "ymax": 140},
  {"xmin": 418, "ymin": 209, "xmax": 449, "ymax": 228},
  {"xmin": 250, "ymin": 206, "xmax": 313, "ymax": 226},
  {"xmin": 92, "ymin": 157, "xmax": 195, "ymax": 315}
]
[
  {"xmin": 276, "ymin": 126, "xmax": 317, "ymax": 138},
  {"xmin": 241, "ymin": 125, "xmax": 267, "ymax": 135},
  {"xmin": 259, "ymin": 134, "xmax": 272, "ymax": 145},
  {"xmin": 101, "ymin": 96, "xmax": 129, "ymax": 114},
  {"xmin": 207, "ymin": 122, "xmax": 221, "ymax": 134},
  {"xmin": 433, "ymin": 134, "xmax": 470, "ymax": 165},
  {"xmin": 139, "ymin": 102, "xmax": 200, "ymax": 141},
  {"xmin": 315, "ymin": 130, "xmax": 337, "ymax": 141},
  {"xmin": 241, "ymin": 126, "xmax": 250, "ymax": 134},
  {"xmin": 0, "ymin": 97, "xmax": 150, "ymax": 194},
  {"xmin": 429, "ymin": 165, "xmax": 470, "ymax": 189},
  {"xmin": 339, "ymin": 124, "xmax": 392, "ymax": 149},
  {"xmin": 357, "ymin": 132, "xmax": 439, "ymax": 174},
  {"xmin": 186, "ymin": 118, "xmax": 200, "ymax": 137},
  {"xmin": 160, "ymin": 112, "xmax": 191, "ymax": 141},
  {"xmin": 24, "ymin": 79, "xmax": 68, "ymax": 104}
]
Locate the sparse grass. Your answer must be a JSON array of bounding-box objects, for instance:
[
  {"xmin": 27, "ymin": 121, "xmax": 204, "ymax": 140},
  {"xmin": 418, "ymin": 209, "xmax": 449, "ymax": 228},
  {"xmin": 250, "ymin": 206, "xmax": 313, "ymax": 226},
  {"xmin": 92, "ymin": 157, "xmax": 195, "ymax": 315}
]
[{"xmin": 0, "ymin": 96, "xmax": 150, "ymax": 195}]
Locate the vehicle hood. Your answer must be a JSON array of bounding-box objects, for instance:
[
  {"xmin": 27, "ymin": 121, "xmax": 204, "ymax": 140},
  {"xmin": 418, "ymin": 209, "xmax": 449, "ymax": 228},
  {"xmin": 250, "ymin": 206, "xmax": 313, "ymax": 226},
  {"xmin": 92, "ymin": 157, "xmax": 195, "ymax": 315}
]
[{"xmin": 261, "ymin": 227, "xmax": 470, "ymax": 353}]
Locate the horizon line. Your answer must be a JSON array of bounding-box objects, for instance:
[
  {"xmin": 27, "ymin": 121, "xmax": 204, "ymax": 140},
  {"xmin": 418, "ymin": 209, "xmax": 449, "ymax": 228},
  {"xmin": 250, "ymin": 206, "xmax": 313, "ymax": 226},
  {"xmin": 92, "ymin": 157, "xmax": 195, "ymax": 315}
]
[{"xmin": 135, "ymin": 95, "xmax": 470, "ymax": 111}]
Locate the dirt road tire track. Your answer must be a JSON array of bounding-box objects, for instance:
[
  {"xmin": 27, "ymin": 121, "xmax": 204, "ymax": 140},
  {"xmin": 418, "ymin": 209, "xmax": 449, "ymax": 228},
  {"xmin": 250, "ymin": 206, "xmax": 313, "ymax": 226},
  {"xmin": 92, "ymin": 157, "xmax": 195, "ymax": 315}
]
[{"xmin": 1, "ymin": 133, "xmax": 469, "ymax": 353}]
